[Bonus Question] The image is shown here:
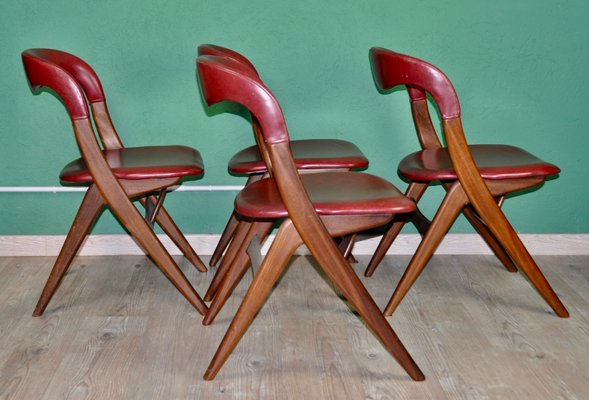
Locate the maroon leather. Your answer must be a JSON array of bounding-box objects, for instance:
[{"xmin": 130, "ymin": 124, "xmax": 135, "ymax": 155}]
[
  {"xmin": 370, "ymin": 48, "xmax": 461, "ymax": 119},
  {"xmin": 399, "ymin": 144, "xmax": 561, "ymax": 181},
  {"xmin": 228, "ymin": 139, "xmax": 369, "ymax": 175},
  {"xmin": 22, "ymin": 50, "xmax": 90, "ymax": 120},
  {"xmin": 198, "ymin": 44, "xmax": 259, "ymax": 76},
  {"xmin": 197, "ymin": 55, "xmax": 290, "ymax": 145},
  {"xmin": 235, "ymin": 172, "xmax": 415, "ymax": 218},
  {"xmin": 23, "ymin": 49, "xmax": 105, "ymax": 104},
  {"xmin": 60, "ymin": 145, "xmax": 204, "ymax": 183}
]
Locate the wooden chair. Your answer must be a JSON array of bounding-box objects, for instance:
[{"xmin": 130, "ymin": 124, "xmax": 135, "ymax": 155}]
[
  {"xmin": 197, "ymin": 54, "xmax": 424, "ymax": 381},
  {"xmin": 365, "ymin": 48, "xmax": 568, "ymax": 318},
  {"xmin": 22, "ymin": 48, "xmax": 208, "ymax": 316},
  {"xmin": 198, "ymin": 44, "xmax": 369, "ymax": 270}
]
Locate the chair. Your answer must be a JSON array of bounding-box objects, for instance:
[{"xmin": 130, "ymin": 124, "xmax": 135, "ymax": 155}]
[
  {"xmin": 22, "ymin": 48, "xmax": 208, "ymax": 316},
  {"xmin": 197, "ymin": 54, "xmax": 424, "ymax": 381},
  {"xmin": 197, "ymin": 44, "xmax": 369, "ymax": 271},
  {"xmin": 365, "ymin": 48, "xmax": 568, "ymax": 318}
]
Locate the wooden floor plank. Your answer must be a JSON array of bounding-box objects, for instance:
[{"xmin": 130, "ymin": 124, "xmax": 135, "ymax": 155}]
[{"xmin": 0, "ymin": 255, "xmax": 587, "ymax": 399}]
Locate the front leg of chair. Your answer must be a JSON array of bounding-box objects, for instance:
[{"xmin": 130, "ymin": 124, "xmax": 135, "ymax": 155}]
[
  {"xmin": 203, "ymin": 220, "xmax": 274, "ymax": 325},
  {"xmin": 33, "ymin": 185, "xmax": 104, "ymax": 316},
  {"xmin": 461, "ymin": 205, "xmax": 517, "ymax": 273},
  {"xmin": 466, "ymin": 192, "xmax": 569, "ymax": 317},
  {"xmin": 204, "ymin": 219, "xmax": 301, "ymax": 380},
  {"xmin": 365, "ymin": 182, "xmax": 429, "ymax": 277},
  {"xmin": 147, "ymin": 199, "xmax": 207, "ymax": 272},
  {"xmin": 384, "ymin": 182, "xmax": 468, "ymax": 316},
  {"xmin": 100, "ymin": 189, "xmax": 208, "ymax": 315},
  {"xmin": 303, "ymin": 220, "xmax": 424, "ymax": 381}
]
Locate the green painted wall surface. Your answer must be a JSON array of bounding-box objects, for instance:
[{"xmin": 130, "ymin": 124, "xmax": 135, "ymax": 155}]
[{"xmin": 1, "ymin": 0, "xmax": 587, "ymax": 235}]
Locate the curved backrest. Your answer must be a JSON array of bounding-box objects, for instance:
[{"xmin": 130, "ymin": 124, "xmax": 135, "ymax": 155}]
[
  {"xmin": 22, "ymin": 50, "xmax": 91, "ymax": 121},
  {"xmin": 197, "ymin": 55, "xmax": 289, "ymax": 146},
  {"xmin": 198, "ymin": 44, "xmax": 259, "ymax": 76},
  {"xmin": 197, "ymin": 54, "xmax": 338, "ymax": 237},
  {"xmin": 22, "ymin": 48, "xmax": 123, "ymax": 149},
  {"xmin": 23, "ymin": 49, "xmax": 106, "ymax": 104},
  {"xmin": 369, "ymin": 47, "xmax": 512, "ymax": 232},
  {"xmin": 369, "ymin": 48, "xmax": 461, "ymax": 120}
]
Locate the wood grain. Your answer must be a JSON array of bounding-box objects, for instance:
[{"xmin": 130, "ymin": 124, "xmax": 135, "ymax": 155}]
[{"xmin": 0, "ymin": 254, "xmax": 587, "ymax": 399}]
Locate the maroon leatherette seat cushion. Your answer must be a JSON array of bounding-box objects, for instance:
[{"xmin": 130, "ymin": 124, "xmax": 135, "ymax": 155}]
[
  {"xmin": 228, "ymin": 139, "xmax": 369, "ymax": 175},
  {"xmin": 60, "ymin": 145, "xmax": 204, "ymax": 182},
  {"xmin": 234, "ymin": 171, "xmax": 416, "ymax": 218},
  {"xmin": 398, "ymin": 144, "xmax": 560, "ymax": 181}
]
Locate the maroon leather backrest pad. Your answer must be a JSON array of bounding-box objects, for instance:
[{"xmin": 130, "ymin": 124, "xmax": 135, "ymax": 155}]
[
  {"xmin": 369, "ymin": 47, "xmax": 461, "ymax": 119},
  {"xmin": 197, "ymin": 54, "xmax": 289, "ymax": 145}
]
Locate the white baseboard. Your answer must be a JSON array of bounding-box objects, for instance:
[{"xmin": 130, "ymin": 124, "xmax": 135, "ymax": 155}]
[{"xmin": 0, "ymin": 233, "xmax": 587, "ymax": 257}]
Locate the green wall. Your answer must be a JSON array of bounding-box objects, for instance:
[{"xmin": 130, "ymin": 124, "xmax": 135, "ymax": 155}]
[{"xmin": 1, "ymin": 0, "xmax": 588, "ymax": 235}]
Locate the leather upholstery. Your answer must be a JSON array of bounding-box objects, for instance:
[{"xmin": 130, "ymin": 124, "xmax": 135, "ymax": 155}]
[
  {"xmin": 228, "ymin": 139, "xmax": 368, "ymax": 175},
  {"xmin": 22, "ymin": 50, "xmax": 90, "ymax": 120},
  {"xmin": 60, "ymin": 145, "xmax": 204, "ymax": 182},
  {"xmin": 370, "ymin": 48, "xmax": 461, "ymax": 119},
  {"xmin": 197, "ymin": 55, "xmax": 290, "ymax": 145},
  {"xmin": 399, "ymin": 144, "xmax": 560, "ymax": 181},
  {"xmin": 234, "ymin": 171, "xmax": 415, "ymax": 218},
  {"xmin": 198, "ymin": 44, "xmax": 259, "ymax": 75}
]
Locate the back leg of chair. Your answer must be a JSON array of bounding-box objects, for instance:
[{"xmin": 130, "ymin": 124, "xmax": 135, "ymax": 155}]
[
  {"xmin": 203, "ymin": 220, "xmax": 274, "ymax": 325},
  {"xmin": 204, "ymin": 219, "xmax": 302, "ymax": 380},
  {"xmin": 205, "ymin": 219, "xmax": 252, "ymax": 301},
  {"xmin": 209, "ymin": 210, "xmax": 240, "ymax": 268},
  {"xmin": 384, "ymin": 182, "xmax": 468, "ymax": 316},
  {"xmin": 141, "ymin": 197, "xmax": 207, "ymax": 272},
  {"xmin": 461, "ymin": 204, "xmax": 517, "ymax": 273},
  {"xmin": 467, "ymin": 191, "xmax": 569, "ymax": 317},
  {"xmin": 33, "ymin": 185, "xmax": 104, "ymax": 316},
  {"xmin": 365, "ymin": 182, "xmax": 429, "ymax": 277},
  {"xmin": 209, "ymin": 174, "xmax": 264, "ymax": 267}
]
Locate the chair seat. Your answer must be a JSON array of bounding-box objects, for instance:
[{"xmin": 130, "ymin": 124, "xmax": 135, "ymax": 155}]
[
  {"xmin": 228, "ymin": 139, "xmax": 369, "ymax": 175},
  {"xmin": 60, "ymin": 145, "xmax": 204, "ymax": 183},
  {"xmin": 235, "ymin": 171, "xmax": 415, "ymax": 218},
  {"xmin": 398, "ymin": 144, "xmax": 560, "ymax": 181}
]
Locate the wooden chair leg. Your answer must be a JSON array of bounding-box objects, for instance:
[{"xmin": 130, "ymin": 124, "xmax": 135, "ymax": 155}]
[
  {"xmin": 141, "ymin": 197, "xmax": 207, "ymax": 273},
  {"xmin": 384, "ymin": 183, "xmax": 468, "ymax": 316},
  {"xmin": 365, "ymin": 182, "xmax": 429, "ymax": 277},
  {"xmin": 470, "ymin": 196, "xmax": 569, "ymax": 317},
  {"xmin": 302, "ymin": 228, "xmax": 425, "ymax": 381},
  {"xmin": 33, "ymin": 185, "xmax": 104, "ymax": 316},
  {"xmin": 204, "ymin": 220, "xmax": 252, "ymax": 302},
  {"xmin": 209, "ymin": 175, "xmax": 263, "ymax": 267},
  {"xmin": 461, "ymin": 205, "xmax": 517, "ymax": 273},
  {"xmin": 339, "ymin": 234, "xmax": 357, "ymax": 260},
  {"xmin": 203, "ymin": 221, "xmax": 274, "ymax": 325},
  {"xmin": 204, "ymin": 220, "xmax": 301, "ymax": 380},
  {"xmin": 209, "ymin": 210, "xmax": 239, "ymax": 267},
  {"xmin": 103, "ymin": 189, "xmax": 208, "ymax": 315}
]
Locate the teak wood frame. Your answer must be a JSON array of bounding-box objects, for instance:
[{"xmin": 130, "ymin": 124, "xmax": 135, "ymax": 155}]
[
  {"xmin": 197, "ymin": 54, "xmax": 425, "ymax": 381},
  {"xmin": 22, "ymin": 49, "xmax": 208, "ymax": 316},
  {"xmin": 365, "ymin": 48, "xmax": 568, "ymax": 318}
]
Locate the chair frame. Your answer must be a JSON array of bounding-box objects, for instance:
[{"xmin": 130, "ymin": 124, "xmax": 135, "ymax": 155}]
[
  {"xmin": 364, "ymin": 48, "xmax": 568, "ymax": 318},
  {"xmin": 197, "ymin": 54, "xmax": 425, "ymax": 381},
  {"xmin": 22, "ymin": 49, "xmax": 208, "ymax": 316}
]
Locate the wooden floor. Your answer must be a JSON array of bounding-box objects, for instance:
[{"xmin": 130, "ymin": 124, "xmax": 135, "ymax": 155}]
[{"xmin": 0, "ymin": 254, "xmax": 587, "ymax": 399}]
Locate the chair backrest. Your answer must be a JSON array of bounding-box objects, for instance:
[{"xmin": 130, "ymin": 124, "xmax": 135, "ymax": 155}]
[
  {"xmin": 197, "ymin": 54, "xmax": 343, "ymax": 256},
  {"xmin": 369, "ymin": 47, "xmax": 504, "ymax": 221},
  {"xmin": 22, "ymin": 49, "xmax": 129, "ymax": 199},
  {"xmin": 198, "ymin": 44, "xmax": 259, "ymax": 76},
  {"xmin": 22, "ymin": 49, "xmax": 123, "ymax": 149},
  {"xmin": 370, "ymin": 48, "xmax": 464, "ymax": 150}
]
